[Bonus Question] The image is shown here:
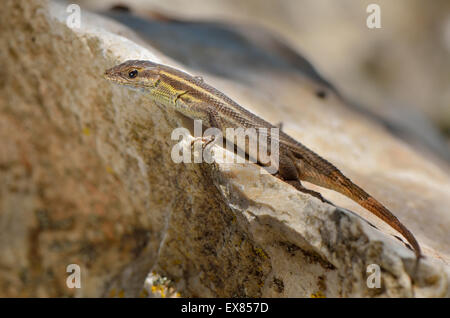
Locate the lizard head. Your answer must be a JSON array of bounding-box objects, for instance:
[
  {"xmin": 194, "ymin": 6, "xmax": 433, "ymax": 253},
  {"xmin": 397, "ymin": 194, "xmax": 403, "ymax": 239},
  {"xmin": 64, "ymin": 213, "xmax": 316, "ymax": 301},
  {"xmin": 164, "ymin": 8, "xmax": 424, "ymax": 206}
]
[{"xmin": 104, "ymin": 60, "xmax": 160, "ymax": 89}]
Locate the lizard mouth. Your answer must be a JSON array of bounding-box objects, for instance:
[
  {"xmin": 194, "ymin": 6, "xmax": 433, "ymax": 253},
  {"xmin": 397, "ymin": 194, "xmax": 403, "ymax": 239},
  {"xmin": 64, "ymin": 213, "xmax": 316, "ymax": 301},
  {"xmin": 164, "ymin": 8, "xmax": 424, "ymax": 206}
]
[
  {"xmin": 103, "ymin": 70, "xmax": 128, "ymax": 85},
  {"xmin": 103, "ymin": 70, "xmax": 150, "ymax": 92}
]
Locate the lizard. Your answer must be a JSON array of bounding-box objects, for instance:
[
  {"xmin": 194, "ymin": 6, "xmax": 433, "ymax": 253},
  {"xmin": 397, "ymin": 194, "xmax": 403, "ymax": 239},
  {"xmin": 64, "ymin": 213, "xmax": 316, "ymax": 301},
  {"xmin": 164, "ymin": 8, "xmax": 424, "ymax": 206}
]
[{"xmin": 104, "ymin": 59, "xmax": 422, "ymax": 263}]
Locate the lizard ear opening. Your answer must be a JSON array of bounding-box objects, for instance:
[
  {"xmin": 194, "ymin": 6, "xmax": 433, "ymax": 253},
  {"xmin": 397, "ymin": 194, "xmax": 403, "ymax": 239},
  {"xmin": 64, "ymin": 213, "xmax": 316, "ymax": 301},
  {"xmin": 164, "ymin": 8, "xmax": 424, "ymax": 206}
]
[{"xmin": 128, "ymin": 69, "xmax": 138, "ymax": 78}]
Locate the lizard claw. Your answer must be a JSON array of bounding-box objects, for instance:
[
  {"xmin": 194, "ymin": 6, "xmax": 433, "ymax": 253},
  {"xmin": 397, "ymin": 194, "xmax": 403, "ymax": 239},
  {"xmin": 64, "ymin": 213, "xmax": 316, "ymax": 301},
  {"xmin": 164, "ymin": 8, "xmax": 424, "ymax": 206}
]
[{"xmin": 190, "ymin": 135, "xmax": 216, "ymax": 150}]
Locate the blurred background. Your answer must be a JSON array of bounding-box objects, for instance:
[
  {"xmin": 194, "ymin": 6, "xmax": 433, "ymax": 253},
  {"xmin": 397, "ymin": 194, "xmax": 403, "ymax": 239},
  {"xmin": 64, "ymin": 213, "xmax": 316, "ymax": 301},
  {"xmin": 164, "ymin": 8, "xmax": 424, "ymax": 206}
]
[{"xmin": 65, "ymin": 0, "xmax": 450, "ymax": 166}]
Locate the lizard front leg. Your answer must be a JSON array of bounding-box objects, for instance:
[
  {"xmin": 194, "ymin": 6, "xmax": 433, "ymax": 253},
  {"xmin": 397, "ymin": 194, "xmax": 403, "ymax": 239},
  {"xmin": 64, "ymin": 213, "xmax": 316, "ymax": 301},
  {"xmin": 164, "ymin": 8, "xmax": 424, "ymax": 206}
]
[
  {"xmin": 190, "ymin": 135, "xmax": 216, "ymax": 149},
  {"xmin": 189, "ymin": 105, "xmax": 223, "ymax": 150}
]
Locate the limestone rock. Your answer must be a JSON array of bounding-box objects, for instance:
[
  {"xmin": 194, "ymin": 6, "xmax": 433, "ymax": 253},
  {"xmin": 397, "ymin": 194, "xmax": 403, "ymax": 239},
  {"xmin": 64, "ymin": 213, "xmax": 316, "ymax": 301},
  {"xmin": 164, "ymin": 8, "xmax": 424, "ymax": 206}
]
[{"xmin": 0, "ymin": 0, "xmax": 449, "ymax": 297}]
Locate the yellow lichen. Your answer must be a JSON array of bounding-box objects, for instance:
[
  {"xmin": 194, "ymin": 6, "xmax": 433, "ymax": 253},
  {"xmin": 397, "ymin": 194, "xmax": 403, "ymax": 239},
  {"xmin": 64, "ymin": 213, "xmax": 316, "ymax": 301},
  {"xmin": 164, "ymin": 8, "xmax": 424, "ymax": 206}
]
[
  {"xmin": 109, "ymin": 289, "xmax": 116, "ymax": 297},
  {"xmin": 310, "ymin": 291, "xmax": 326, "ymax": 298},
  {"xmin": 254, "ymin": 247, "xmax": 268, "ymax": 259},
  {"xmin": 105, "ymin": 165, "xmax": 114, "ymax": 174},
  {"xmin": 173, "ymin": 259, "xmax": 181, "ymax": 265},
  {"xmin": 82, "ymin": 127, "xmax": 91, "ymax": 136},
  {"xmin": 139, "ymin": 289, "xmax": 149, "ymax": 298}
]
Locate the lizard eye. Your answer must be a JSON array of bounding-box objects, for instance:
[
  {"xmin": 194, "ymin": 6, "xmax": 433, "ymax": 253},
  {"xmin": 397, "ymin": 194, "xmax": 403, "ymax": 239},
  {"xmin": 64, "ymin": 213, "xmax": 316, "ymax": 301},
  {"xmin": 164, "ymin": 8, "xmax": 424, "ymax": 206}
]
[{"xmin": 128, "ymin": 70, "xmax": 138, "ymax": 78}]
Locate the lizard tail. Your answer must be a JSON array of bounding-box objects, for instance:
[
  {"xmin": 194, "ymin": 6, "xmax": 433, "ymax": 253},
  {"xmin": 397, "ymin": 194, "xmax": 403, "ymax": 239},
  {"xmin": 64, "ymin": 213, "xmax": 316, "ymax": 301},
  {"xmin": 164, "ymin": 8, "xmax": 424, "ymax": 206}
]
[
  {"xmin": 335, "ymin": 176, "xmax": 423, "ymax": 274},
  {"xmin": 331, "ymin": 172, "xmax": 422, "ymax": 260},
  {"xmin": 299, "ymin": 164, "xmax": 422, "ymax": 260},
  {"xmin": 351, "ymin": 186, "xmax": 421, "ymax": 258}
]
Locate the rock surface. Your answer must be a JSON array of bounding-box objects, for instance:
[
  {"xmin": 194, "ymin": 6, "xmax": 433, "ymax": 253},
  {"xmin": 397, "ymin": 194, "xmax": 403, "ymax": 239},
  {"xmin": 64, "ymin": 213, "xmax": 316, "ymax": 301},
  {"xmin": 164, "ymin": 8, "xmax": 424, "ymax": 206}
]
[{"xmin": 0, "ymin": 0, "xmax": 449, "ymax": 297}]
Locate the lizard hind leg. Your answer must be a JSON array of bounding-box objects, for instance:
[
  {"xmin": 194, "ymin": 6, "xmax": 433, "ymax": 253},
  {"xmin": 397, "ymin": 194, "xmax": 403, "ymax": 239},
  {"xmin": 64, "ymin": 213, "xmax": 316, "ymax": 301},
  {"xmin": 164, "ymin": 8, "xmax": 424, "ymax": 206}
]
[
  {"xmin": 278, "ymin": 154, "xmax": 333, "ymax": 205},
  {"xmin": 285, "ymin": 180, "xmax": 334, "ymax": 205}
]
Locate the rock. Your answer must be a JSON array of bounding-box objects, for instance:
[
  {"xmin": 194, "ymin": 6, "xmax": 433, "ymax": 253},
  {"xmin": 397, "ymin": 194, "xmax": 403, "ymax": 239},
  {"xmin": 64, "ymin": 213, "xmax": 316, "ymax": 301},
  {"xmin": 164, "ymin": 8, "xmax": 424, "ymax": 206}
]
[{"xmin": 0, "ymin": 0, "xmax": 449, "ymax": 297}]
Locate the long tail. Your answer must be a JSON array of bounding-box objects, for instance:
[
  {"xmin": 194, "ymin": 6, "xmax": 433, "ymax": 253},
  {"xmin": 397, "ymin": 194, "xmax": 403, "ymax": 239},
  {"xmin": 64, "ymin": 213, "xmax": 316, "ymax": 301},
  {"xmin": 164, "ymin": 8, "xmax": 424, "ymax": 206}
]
[
  {"xmin": 335, "ymin": 174, "xmax": 421, "ymax": 259},
  {"xmin": 298, "ymin": 162, "xmax": 422, "ymax": 260}
]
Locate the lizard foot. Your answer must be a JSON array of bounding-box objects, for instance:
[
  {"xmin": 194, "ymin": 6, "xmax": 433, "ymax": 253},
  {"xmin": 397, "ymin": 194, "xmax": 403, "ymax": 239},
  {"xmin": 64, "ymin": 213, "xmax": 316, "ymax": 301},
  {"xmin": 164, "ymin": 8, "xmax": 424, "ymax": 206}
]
[
  {"xmin": 190, "ymin": 135, "xmax": 216, "ymax": 150},
  {"xmin": 285, "ymin": 180, "xmax": 334, "ymax": 205}
]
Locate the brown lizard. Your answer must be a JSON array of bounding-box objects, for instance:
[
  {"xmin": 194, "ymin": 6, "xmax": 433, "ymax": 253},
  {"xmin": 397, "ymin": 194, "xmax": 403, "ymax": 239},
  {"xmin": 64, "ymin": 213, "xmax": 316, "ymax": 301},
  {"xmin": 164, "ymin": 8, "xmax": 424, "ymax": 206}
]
[{"xmin": 104, "ymin": 60, "xmax": 422, "ymax": 262}]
